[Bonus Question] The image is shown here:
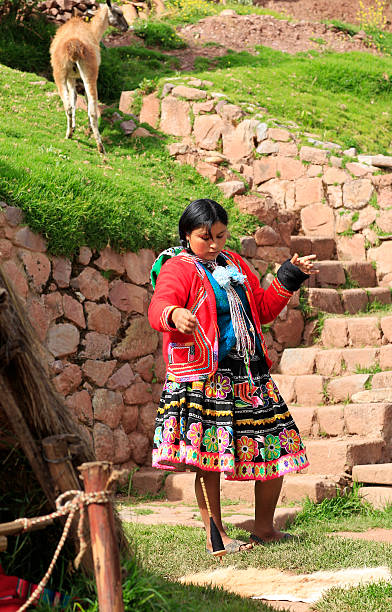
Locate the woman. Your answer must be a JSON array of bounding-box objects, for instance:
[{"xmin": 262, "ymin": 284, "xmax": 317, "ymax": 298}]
[{"xmin": 148, "ymin": 199, "xmax": 317, "ymax": 554}]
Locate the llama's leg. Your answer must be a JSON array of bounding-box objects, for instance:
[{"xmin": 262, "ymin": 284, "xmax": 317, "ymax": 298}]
[
  {"xmin": 66, "ymin": 79, "xmax": 77, "ymax": 134},
  {"xmin": 79, "ymin": 64, "xmax": 105, "ymax": 154},
  {"xmin": 54, "ymin": 75, "xmax": 73, "ymax": 139}
]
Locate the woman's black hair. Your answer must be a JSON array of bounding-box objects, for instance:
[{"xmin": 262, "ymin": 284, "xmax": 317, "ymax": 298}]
[{"xmin": 178, "ymin": 199, "xmax": 228, "ymax": 249}]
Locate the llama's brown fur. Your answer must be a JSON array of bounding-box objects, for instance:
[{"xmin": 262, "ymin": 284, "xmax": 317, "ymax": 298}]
[{"xmin": 50, "ymin": 2, "xmax": 128, "ymax": 154}]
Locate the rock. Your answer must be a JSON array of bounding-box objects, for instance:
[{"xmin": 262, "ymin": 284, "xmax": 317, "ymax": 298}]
[
  {"xmin": 378, "ymin": 189, "xmax": 392, "ymax": 209},
  {"xmin": 113, "ymin": 427, "xmax": 132, "ymax": 464},
  {"xmin": 4, "ymin": 206, "xmax": 24, "ymax": 226},
  {"xmin": 377, "ymin": 210, "xmax": 392, "ymax": 234},
  {"xmin": 124, "ymin": 249, "xmax": 155, "ymax": 285},
  {"xmin": 193, "ymin": 100, "xmax": 215, "ymax": 114},
  {"xmin": 279, "ymin": 348, "xmax": 317, "ymax": 375},
  {"xmin": 82, "ymin": 360, "xmax": 117, "ymax": 386},
  {"xmin": 120, "ymin": 120, "xmax": 136, "ymax": 135},
  {"xmin": 124, "ymin": 380, "xmax": 152, "ymax": 404},
  {"xmin": 85, "ymin": 302, "xmax": 121, "ymax": 336},
  {"xmin": 321, "ymin": 318, "xmax": 348, "ymax": 348},
  {"xmin": 196, "ymin": 161, "xmax": 224, "ymax": 183},
  {"xmin": 160, "ymin": 96, "xmax": 191, "ymax": 137},
  {"xmin": 53, "ymin": 363, "xmax": 82, "ymax": 395},
  {"xmin": 323, "ymin": 167, "xmax": 348, "ymax": 185},
  {"xmin": 255, "ymin": 246, "xmax": 291, "ymax": 263},
  {"xmin": 129, "ymin": 431, "xmax": 150, "ymax": 464},
  {"xmin": 218, "ymin": 104, "xmax": 243, "ymax": 122},
  {"xmin": 337, "ymin": 234, "xmax": 366, "ymax": 261},
  {"xmin": 119, "ymin": 90, "xmax": 135, "ymax": 114},
  {"xmin": 66, "ymin": 390, "xmax": 92, "ymax": 425},
  {"xmin": 172, "ymin": 85, "xmax": 207, "ymax": 100},
  {"xmin": 109, "ymin": 280, "xmax": 148, "ymax": 314},
  {"xmin": 253, "ymin": 158, "xmax": 278, "ymax": 185},
  {"xmin": 347, "ymin": 317, "xmax": 381, "ymax": 347},
  {"xmin": 76, "ymin": 267, "xmax": 108, "ymax": 301},
  {"xmin": 63, "ymin": 294, "xmax": 86, "ymax": 328},
  {"xmin": 367, "ymin": 242, "xmax": 392, "ymax": 277},
  {"xmin": 93, "ymin": 422, "xmax": 114, "ymax": 461},
  {"xmin": 122, "ymin": 405, "xmax": 139, "ymax": 434},
  {"xmin": 113, "ymin": 317, "xmax": 158, "ymax": 360},
  {"xmin": 52, "ymin": 256, "xmax": 72, "ymax": 288},
  {"xmin": 46, "ymin": 323, "xmax": 79, "ymax": 357},
  {"xmin": 307, "ymin": 288, "xmax": 344, "ymax": 314},
  {"xmin": 44, "ymin": 292, "xmax": 63, "ymax": 321},
  {"xmin": 162, "ymin": 83, "xmax": 175, "ymax": 97},
  {"xmin": 272, "ymin": 309, "xmax": 304, "ymax": 348},
  {"xmin": 343, "ymin": 179, "xmax": 374, "ymax": 209},
  {"xmin": 295, "ymin": 178, "xmax": 323, "ymax": 208},
  {"xmin": 256, "ymin": 140, "xmax": 279, "ymax": 155},
  {"xmin": 2, "ymin": 260, "xmax": 28, "ymax": 299},
  {"xmin": 107, "ymin": 363, "xmax": 135, "ymax": 390},
  {"xmin": 255, "ymin": 122, "xmax": 268, "ymax": 142},
  {"xmin": 299, "ymin": 146, "xmax": 328, "ymax": 165},
  {"xmin": 295, "ymin": 374, "xmax": 324, "ymax": 405},
  {"xmin": 268, "ymin": 127, "xmax": 290, "ymax": 141},
  {"xmin": 140, "ymin": 93, "xmax": 160, "ymax": 129},
  {"xmin": 352, "ymin": 206, "xmax": 377, "ymax": 231},
  {"xmin": 193, "ymin": 114, "xmax": 225, "ymax": 150},
  {"xmin": 301, "ymin": 204, "xmax": 335, "ymax": 237},
  {"xmin": 279, "ymin": 142, "xmax": 298, "ymax": 157},
  {"xmin": 254, "ymin": 225, "xmax": 279, "ymax": 246},
  {"xmin": 131, "ymin": 127, "xmax": 154, "ymax": 138},
  {"xmin": 222, "ymin": 119, "xmax": 260, "ymax": 162},
  {"xmin": 78, "ymin": 246, "xmax": 92, "ymax": 265},
  {"xmin": 95, "ymin": 247, "xmax": 125, "ymax": 274},
  {"xmin": 327, "ymin": 185, "xmax": 343, "ymax": 209},
  {"xmin": 352, "ymin": 388, "xmax": 392, "ymax": 403},
  {"xmin": 137, "ymin": 402, "xmax": 157, "ymax": 441},
  {"xmin": 135, "ymin": 355, "xmax": 154, "ymax": 382},
  {"xmin": 277, "ymin": 157, "xmax": 304, "ymax": 180},
  {"xmin": 328, "ymin": 374, "xmax": 369, "ymax": 403},
  {"xmin": 20, "ymin": 251, "xmax": 51, "ymax": 290},
  {"xmin": 81, "ymin": 332, "xmax": 112, "ymax": 359},
  {"xmin": 217, "ymin": 180, "xmax": 245, "ymax": 198},
  {"xmin": 371, "ymin": 154, "xmax": 392, "ymax": 168},
  {"xmin": 14, "ymin": 227, "xmax": 46, "ymax": 252},
  {"xmin": 93, "ymin": 388, "xmax": 124, "ymax": 429},
  {"xmin": 27, "ymin": 298, "xmax": 51, "ymax": 342},
  {"xmin": 341, "ymin": 289, "xmax": 368, "ymax": 314}
]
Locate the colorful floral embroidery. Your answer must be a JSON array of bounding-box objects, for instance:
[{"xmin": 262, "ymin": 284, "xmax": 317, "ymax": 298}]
[
  {"xmin": 203, "ymin": 426, "xmax": 218, "ymax": 452},
  {"xmin": 266, "ymin": 380, "xmax": 279, "ymax": 403},
  {"xmin": 236, "ymin": 436, "xmax": 256, "ymax": 461},
  {"xmin": 264, "ymin": 434, "xmax": 281, "ymax": 460},
  {"xmin": 217, "ymin": 426, "xmax": 230, "ymax": 452},
  {"xmin": 279, "ymin": 428, "xmax": 301, "ymax": 453},
  {"xmin": 205, "ymin": 374, "xmax": 231, "ymax": 399},
  {"xmin": 162, "ymin": 416, "xmax": 179, "ymax": 443},
  {"xmin": 153, "ymin": 426, "xmax": 162, "ymax": 446},
  {"xmin": 186, "ymin": 422, "xmax": 202, "ymax": 448},
  {"xmin": 180, "ymin": 416, "xmax": 186, "ymax": 436}
]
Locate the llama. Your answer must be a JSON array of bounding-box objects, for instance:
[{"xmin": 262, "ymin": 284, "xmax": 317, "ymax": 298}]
[{"xmin": 50, "ymin": 0, "xmax": 128, "ymax": 154}]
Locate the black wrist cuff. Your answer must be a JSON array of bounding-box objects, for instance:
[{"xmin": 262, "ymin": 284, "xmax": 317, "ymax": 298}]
[{"xmin": 277, "ymin": 259, "xmax": 309, "ymax": 292}]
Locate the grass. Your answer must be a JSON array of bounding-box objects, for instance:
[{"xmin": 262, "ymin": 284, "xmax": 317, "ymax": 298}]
[
  {"xmin": 168, "ymin": 45, "xmax": 392, "ymax": 152},
  {"xmin": 0, "ymin": 64, "xmax": 257, "ymax": 256}
]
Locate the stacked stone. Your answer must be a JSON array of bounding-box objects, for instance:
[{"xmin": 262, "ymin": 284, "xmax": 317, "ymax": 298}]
[
  {"xmin": 127, "ymin": 77, "xmax": 392, "ymax": 290},
  {"xmin": 37, "ymin": 0, "xmax": 99, "ymax": 23},
  {"xmin": 0, "ymin": 202, "xmax": 164, "ymax": 470}
]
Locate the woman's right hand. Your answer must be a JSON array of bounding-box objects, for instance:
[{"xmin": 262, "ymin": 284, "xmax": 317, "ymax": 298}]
[{"xmin": 171, "ymin": 308, "xmax": 197, "ymax": 334}]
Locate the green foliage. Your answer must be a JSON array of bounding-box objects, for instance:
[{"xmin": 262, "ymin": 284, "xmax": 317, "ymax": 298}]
[
  {"xmin": 133, "ymin": 19, "xmax": 186, "ymax": 50},
  {"xmin": 355, "ymin": 363, "xmax": 382, "ymax": 374},
  {"xmin": 292, "ymin": 485, "xmax": 373, "ymax": 526},
  {"xmin": 341, "ymin": 272, "xmax": 360, "ymax": 289},
  {"xmin": 316, "ymin": 580, "xmax": 392, "ymax": 612},
  {"xmin": 366, "ymin": 299, "xmax": 392, "ymax": 313},
  {"xmin": 0, "ymin": 12, "xmax": 54, "ymax": 76}
]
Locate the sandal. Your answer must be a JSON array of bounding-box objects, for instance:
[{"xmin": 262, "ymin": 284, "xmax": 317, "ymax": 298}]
[
  {"xmin": 206, "ymin": 539, "xmax": 252, "ymax": 555},
  {"xmin": 250, "ymin": 532, "xmax": 293, "ymax": 546}
]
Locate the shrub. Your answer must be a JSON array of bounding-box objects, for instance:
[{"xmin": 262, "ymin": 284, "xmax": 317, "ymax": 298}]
[{"xmin": 133, "ymin": 19, "xmax": 186, "ymax": 49}]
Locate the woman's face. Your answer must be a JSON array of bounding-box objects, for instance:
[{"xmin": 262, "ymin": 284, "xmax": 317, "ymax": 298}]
[{"xmin": 187, "ymin": 221, "xmax": 228, "ymax": 260}]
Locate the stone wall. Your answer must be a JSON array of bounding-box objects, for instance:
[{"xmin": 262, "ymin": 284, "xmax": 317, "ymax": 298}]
[
  {"xmin": 0, "ymin": 203, "xmax": 166, "ymax": 470},
  {"xmin": 130, "ymin": 77, "xmax": 392, "ymax": 288}
]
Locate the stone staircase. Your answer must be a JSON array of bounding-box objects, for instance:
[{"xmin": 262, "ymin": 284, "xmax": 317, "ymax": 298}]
[
  {"xmin": 352, "ymin": 463, "xmax": 392, "ymax": 509},
  {"xmin": 276, "ymin": 232, "xmax": 392, "ymax": 504}
]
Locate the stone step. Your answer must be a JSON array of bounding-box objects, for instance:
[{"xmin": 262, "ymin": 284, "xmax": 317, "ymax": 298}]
[
  {"xmin": 305, "ymin": 287, "xmax": 391, "ymax": 315},
  {"xmin": 290, "ymin": 236, "xmax": 336, "ymax": 261},
  {"xmin": 278, "ymin": 346, "xmax": 392, "ymax": 376},
  {"xmin": 358, "ymin": 486, "xmax": 392, "ymax": 510},
  {"xmin": 352, "ymin": 463, "xmax": 392, "ymax": 485},
  {"xmin": 304, "ymin": 436, "xmax": 385, "ymax": 474},
  {"xmin": 289, "ymin": 403, "xmax": 392, "ymax": 439},
  {"xmin": 319, "ymin": 314, "xmax": 392, "ymax": 347},
  {"xmin": 279, "ymin": 473, "xmax": 343, "ymax": 504},
  {"xmin": 274, "ymin": 368, "xmax": 392, "ymax": 404},
  {"xmin": 306, "ymin": 260, "xmax": 377, "ymax": 289}
]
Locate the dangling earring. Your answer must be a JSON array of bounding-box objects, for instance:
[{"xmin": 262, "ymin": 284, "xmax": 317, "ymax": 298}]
[{"xmin": 186, "ymin": 239, "xmax": 190, "ymax": 250}]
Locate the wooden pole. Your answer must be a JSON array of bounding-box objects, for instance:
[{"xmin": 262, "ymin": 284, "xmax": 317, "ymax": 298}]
[
  {"xmin": 78, "ymin": 461, "xmax": 124, "ymax": 612},
  {"xmin": 42, "ymin": 435, "xmax": 81, "ymax": 496}
]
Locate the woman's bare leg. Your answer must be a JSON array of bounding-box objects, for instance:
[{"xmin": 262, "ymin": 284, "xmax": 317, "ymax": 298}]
[{"xmin": 253, "ymin": 476, "xmax": 288, "ymax": 542}]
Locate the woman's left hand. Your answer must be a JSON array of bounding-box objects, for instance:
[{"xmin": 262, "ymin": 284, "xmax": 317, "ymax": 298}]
[{"xmin": 291, "ymin": 253, "xmax": 319, "ymax": 275}]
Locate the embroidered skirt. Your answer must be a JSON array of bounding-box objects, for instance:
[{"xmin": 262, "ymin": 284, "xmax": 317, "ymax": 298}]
[{"xmin": 152, "ymin": 351, "xmax": 309, "ymax": 481}]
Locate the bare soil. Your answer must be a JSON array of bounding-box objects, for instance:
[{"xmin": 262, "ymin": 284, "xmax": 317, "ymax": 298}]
[{"xmin": 105, "ymin": 0, "xmax": 389, "ymax": 70}]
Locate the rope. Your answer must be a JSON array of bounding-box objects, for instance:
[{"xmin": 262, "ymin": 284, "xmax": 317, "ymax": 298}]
[{"xmin": 16, "ymin": 468, "xmax": 127, "ymax": 612}]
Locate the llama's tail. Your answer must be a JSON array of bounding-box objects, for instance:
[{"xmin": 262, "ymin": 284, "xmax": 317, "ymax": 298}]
[{"xmin": 64, "ymin": 39, "xmax": 87, "ymax": 62}]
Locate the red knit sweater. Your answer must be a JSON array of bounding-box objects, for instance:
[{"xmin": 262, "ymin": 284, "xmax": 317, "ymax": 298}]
[{"xmin": 148, "ymin": 249, "xmax": 293, "ymax": 382}]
